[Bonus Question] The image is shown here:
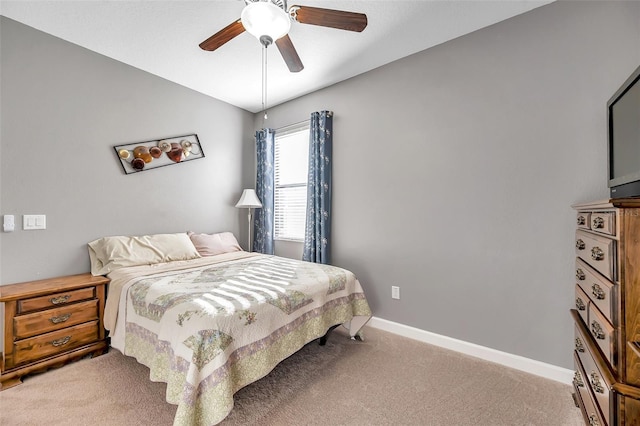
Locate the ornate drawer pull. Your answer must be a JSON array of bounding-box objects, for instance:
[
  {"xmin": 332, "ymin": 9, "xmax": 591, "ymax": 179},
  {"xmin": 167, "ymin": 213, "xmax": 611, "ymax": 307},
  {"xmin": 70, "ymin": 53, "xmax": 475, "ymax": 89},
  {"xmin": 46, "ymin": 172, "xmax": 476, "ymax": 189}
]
[
  {"xmin": 591, "ymin": 247, "xmax": 605, "ymax": 261},
  {"xmin": 577, "ymin": 216, "xmax": 586, "ymax": 226},
  {"xmin": 590, "ymin": 372, "xmax": 604, "ymax": 393},
  {"xmin": 573, "ymin": 371, "xmax": 584, "ymax": 387},
  {"xmin": 592, "ymin": 217, "xmax": 605, "ymax": 229},
  {"xmin": 576, "ymin": 239, "xmax": 585, "ymax": 250},
  {"xmin": 588, "ymin": 414, "xmax": 600, "ymax": 426},
  {"xmin": 50, "ymin": 313, "xmax": 71, "ymax": 324},
  {"xmin": 50, "ymin": 295, "xmax": 71, "ymax": 305},
  {"xmin": 575, "ymin": 337, "xmax": 585, "ymax": 353},
  {"xmin": 576, "ymin": 269, "xmax": 585, "ymax": 281},
  {"xmin": 591, "ymin": 284, "xmax": 606, "ymax": 300},
  {"xmin": 51, "ymin": 336, "xmax": 71, "ymax": 347},
  {"xmin": 591, "ymin": 321, "xmax": 605, "ymax": 340},
  {"xmin": 576, "ymin": 297, "xmax": 586, "ymax": 311}
]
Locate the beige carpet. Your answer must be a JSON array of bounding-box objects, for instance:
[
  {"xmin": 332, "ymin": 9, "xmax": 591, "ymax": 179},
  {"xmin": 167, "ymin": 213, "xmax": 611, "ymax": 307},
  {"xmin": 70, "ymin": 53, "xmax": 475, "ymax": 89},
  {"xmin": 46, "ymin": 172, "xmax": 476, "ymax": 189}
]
[{"xmin": 0, "ymin": 326, "xmax": 583, "ymax": 425}]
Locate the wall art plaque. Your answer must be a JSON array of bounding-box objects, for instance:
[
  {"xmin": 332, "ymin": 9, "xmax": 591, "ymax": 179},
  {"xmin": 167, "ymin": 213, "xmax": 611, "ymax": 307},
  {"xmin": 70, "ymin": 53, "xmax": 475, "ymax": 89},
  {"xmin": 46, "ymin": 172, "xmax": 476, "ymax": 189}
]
[{"xmin": 114, "ymin": 134, "xmax": 204, "ymax": 174}]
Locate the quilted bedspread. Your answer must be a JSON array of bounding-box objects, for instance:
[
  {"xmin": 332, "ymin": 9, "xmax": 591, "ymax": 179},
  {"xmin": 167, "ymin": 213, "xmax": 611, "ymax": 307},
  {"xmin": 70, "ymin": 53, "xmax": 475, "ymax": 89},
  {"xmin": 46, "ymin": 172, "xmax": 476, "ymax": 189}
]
[{"xmin": 103, "ymin": 252, "xmax": 372, "ymax": 425}]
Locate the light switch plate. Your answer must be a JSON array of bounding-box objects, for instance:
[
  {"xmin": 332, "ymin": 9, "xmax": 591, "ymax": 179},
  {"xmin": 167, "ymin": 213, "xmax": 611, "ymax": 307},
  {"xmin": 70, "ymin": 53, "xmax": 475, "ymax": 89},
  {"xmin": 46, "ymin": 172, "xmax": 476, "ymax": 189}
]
[{"xmin": 23, "ymin": 214, "xmax": 46, "ymax": 230}]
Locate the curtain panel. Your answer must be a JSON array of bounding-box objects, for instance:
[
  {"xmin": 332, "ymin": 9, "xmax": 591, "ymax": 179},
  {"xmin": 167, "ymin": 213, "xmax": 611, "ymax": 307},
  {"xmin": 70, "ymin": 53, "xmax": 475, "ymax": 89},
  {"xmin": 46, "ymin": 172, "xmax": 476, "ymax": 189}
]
[
  {"xmin": 303, "ymin": 111, "xmax": 333, "ymax": 264},
  {"xmin": 253, "ymin": 129, "xmax": 275, "ymax": 254}
]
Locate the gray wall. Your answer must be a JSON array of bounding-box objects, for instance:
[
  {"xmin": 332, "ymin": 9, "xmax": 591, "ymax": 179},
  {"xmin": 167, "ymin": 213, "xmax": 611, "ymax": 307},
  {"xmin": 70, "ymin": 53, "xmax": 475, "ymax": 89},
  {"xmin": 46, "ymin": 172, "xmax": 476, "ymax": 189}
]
[
  {"xmin": 2, "ymin": 1, "xmax": 639, "ymax": 371},
  {"xmin": 256, "ymin": 1, "xmax": 640, "ymax": 368},
  {"xmin": 0, "ymin": 16, "xmax": 255, "ymax": 286}
]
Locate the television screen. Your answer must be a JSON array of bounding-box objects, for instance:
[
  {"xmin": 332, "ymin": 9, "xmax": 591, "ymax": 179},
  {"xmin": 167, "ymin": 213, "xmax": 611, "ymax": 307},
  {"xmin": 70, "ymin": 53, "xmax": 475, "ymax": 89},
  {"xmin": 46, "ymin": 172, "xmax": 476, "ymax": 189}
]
[{"xmin": 608, "ymin": 65, "xmax": 640, "ymax": 198}]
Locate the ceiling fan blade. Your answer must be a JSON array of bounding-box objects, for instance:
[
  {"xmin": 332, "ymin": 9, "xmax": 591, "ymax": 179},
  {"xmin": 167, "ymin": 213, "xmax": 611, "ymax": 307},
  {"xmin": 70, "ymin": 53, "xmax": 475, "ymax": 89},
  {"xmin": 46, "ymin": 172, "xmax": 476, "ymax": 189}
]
[
  {"xmin": 290, "ymin": 6, "xmax": 367, "ymax": 32},
  {"xmin": 199, "ymin": 20, "xmax": 245, "ymax": 51},
  {"xmin": 275, "ymin": 35, "xmax": 304, "ymax": 73}
]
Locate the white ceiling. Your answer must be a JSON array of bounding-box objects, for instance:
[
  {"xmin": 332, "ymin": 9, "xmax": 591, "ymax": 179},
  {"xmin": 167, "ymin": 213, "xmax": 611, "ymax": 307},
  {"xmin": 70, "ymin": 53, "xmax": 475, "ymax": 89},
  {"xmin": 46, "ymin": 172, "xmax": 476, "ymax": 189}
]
[{"xmin": 0, "ymin": 0, "xmax": 552, "ymax": 113}]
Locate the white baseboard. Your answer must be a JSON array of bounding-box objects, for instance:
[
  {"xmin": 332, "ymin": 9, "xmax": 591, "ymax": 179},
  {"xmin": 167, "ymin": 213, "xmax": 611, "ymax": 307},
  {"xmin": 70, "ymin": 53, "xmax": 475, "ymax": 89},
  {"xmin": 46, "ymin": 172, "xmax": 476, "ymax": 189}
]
[{"xmin": 367, "ymin": 316, "xmax": 574, "ymax": 385}]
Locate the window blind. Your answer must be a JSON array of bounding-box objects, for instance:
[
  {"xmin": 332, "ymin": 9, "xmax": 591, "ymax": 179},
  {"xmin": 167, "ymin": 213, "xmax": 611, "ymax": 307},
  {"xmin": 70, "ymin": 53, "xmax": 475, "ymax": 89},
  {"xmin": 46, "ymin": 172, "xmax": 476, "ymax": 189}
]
[{"xmin": 274, "ymin": 124, "xmax": 310, "ymax": 241}]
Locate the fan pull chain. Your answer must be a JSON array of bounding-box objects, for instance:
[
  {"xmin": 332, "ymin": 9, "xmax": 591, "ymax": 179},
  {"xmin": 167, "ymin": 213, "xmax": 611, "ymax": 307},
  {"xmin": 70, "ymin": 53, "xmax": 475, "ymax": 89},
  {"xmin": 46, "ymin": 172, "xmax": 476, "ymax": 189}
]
[{"xmin": 262, "ymin": 43, "xmax": 268, "ymax": 121}]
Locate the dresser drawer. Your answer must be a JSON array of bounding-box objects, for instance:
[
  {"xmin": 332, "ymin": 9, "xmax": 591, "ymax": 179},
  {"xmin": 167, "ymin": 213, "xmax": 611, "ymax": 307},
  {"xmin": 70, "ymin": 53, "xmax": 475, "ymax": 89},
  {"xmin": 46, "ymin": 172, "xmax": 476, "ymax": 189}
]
[
  {"xmin": 13, "ymin": 320, "xmax": 99, "ymax": 366},
  {"xmin": 14, "ymin": 300, "xmax": 99, "ymax": 339},
  {"xmin": 577, "ymin": 212, "xmax": 591, "ymax": 230},
  {"xmin": 575, "ymin": 316, "xmax": 619, "ymax": 376},
  {"xmin": 18, "ymin": 287, "xmax": 96, "ymax": 313},
  {"xmin": 580, "ymin": 343, "xmax": 613, "ymax": 426},
  {"xmin": 576, "ymin": 258, "xmax": 616, "ymax": 324},
  {"xmin": 575, "ymin": 230, "xmax": 616, "ymax": 282},
  {"xmin": 588, "ymin": 304, "xmax": 616, "ymax": 368},
  {"xmin": 574, "ymin": 353, "xmax": 607, "ymax": 426},
  {"xmin": 590, "ymin": 212, "xmax": 616, "ymax": 236},
  {"xmin": 575, "ymin": 285, "xmax": 590, "ymax": 326},
  {"xmin": 575, "ymin": 323, "xmax": 590, "ymax": 372}
]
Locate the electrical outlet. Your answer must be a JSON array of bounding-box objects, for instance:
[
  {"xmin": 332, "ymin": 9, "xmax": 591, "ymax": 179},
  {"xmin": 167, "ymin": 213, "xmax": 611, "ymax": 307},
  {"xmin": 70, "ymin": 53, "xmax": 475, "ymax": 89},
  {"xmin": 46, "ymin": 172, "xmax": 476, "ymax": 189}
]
[{"xmin": 391, "ymin": 286, "xmax": 400, "ymax": 300}]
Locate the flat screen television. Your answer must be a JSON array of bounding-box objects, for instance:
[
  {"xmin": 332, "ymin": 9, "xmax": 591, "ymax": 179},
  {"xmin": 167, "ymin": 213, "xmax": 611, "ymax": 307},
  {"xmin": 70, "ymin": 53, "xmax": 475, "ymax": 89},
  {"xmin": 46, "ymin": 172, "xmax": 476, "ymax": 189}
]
[{"xmin": 608, "ymin": 64, "xmax": 640, "ymax": 198}]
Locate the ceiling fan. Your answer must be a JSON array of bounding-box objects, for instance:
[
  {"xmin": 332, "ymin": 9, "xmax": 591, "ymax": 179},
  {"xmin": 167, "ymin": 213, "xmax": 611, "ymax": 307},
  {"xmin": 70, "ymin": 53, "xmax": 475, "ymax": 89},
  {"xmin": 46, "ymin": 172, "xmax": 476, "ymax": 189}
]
[{"xmin": 199, "ymin": 0, "xmax": 368, "ymax": 73}]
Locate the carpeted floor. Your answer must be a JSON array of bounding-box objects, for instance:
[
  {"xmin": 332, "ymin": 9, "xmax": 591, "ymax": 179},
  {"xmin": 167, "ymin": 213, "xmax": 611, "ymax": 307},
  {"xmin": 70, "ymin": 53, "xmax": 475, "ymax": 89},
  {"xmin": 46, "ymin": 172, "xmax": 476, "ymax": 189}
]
[{"xmin": 0, "ymin": 326, "xmax": 583, "ymax": 425}]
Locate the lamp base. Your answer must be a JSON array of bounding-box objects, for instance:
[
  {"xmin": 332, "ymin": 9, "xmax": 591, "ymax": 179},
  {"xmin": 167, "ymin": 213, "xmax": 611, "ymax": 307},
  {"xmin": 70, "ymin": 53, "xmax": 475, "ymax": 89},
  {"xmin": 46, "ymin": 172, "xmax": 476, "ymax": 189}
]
[{"xmin": 247, "ymin": 209, "xmax": 253, "ymax": 252}]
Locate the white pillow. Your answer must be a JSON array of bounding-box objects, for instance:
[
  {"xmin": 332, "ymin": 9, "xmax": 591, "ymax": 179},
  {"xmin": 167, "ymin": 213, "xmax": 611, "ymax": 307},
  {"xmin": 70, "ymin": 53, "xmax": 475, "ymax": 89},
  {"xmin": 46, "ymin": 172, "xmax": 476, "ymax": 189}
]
[
  {"xmin": 187, "ymin": 231, "xmax": 242, "ymax": 256},
  {"xmin": 88, "ymin": 233, "xmax": 200, "ymax": 275}
]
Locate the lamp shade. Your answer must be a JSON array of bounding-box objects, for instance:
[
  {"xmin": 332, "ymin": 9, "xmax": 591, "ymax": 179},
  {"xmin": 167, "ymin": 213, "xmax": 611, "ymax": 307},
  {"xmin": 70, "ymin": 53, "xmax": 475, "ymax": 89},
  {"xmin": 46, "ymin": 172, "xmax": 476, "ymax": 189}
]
[
  {"xmin": 235, "ymin": 189, "xmax": 263, "ymax": 208},
  {"xmin": 241, "ymin": 1, "xmax": 291, "ymax": 44}
]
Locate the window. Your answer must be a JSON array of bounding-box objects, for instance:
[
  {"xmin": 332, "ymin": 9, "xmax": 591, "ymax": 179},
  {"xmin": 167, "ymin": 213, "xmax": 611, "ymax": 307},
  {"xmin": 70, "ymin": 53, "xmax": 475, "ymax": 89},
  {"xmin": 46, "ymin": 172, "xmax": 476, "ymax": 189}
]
[{"xmin": 274, "ymin": 122, "xmax": 310, "ymax": 241}]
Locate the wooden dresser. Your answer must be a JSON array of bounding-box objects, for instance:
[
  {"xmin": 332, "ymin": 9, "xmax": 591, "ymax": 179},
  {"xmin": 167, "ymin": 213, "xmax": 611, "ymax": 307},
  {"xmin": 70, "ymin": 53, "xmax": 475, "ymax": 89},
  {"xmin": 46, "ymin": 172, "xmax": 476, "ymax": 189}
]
[
  {"xmin": 0, "ymin": 273, "xmax": 109, "ymax": 390},
  {"xmin": 572, "ymin": 199, "xmax": 640, "ymax": 425}
]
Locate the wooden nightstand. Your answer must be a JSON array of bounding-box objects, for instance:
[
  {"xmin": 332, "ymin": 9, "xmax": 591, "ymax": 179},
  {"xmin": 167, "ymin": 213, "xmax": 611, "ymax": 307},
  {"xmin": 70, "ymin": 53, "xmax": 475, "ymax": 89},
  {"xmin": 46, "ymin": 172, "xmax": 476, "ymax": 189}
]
[{"xmin": 0, "ymin": 273, "xmax": 109, "ymax": 390}]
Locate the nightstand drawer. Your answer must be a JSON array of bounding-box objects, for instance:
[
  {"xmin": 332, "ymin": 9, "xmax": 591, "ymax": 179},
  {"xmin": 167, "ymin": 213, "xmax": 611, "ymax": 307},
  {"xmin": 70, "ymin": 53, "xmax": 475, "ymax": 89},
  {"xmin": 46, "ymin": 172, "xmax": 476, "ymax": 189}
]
[
  {"xmin": 18, "ymin": 287, "xmax": 96, "ymax": 313},
  {"xmin": 1, "ymin": 273, "xmax": 108, "ymax": 390},
  {"xmin": 14, "ymin": 300, "xmax": 99, "ymax": 339},
  {"xmin": 13, "ymin": 320, "xmax": 99, "ymax": 366},
  {"xmin": 575, "ymin": 230, "xmax": 616, "ymax": 282}
]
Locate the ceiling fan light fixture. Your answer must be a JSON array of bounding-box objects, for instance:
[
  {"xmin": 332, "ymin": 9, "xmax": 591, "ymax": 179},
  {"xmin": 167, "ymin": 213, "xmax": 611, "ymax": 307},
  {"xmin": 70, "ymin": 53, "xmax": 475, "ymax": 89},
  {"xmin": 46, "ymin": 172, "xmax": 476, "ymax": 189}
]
[{"xmin": 241, "ymin": 1, "xmax": 291, "ymax": 46}]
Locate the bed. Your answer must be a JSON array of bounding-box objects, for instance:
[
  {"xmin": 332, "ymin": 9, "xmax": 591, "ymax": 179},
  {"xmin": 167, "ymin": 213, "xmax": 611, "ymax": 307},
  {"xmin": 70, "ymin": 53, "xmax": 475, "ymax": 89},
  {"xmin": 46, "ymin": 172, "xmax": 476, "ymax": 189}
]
[{"xmin": 90, "ymin": 232, "xmax": 372, "ymax": 425}]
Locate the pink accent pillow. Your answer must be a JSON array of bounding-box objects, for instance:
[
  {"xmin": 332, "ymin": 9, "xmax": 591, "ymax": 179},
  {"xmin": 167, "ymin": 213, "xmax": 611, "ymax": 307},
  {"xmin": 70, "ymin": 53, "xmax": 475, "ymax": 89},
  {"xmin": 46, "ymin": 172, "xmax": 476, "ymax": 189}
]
[{"xmin": 187, "ymin": 231, "xmax": 242, "ymax": 256}]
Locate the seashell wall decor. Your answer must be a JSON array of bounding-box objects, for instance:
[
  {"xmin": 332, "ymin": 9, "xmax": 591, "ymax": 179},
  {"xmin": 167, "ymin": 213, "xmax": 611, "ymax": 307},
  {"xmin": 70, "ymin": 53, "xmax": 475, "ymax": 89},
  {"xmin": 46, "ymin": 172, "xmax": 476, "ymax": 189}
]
[{"xmin": 114, "ymin": 134, "xmax": 204, "ymax": 174}]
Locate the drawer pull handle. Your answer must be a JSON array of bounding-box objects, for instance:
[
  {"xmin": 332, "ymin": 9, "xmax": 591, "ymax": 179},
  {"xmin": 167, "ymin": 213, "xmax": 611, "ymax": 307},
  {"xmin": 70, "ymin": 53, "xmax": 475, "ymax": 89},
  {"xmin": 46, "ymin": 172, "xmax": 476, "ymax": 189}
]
[
  {"xmin": 591, "ymin": 247, "xmax": 605, "ymax": 261},
  {"xmin": 576, "ymin": 239, "xmax": 585, "ymax": 250},
  {"xmin": 573, "ymin": 371, "xmax": 584, "ymax": 387},
  {"xmin": 576, "ymin": 297, "xmax": 586, "ymax": 311},
  {"xmin": 588, "ymin": 414, "xmax": 600, "ymax": 426},
  {"xmin": 591, "ymin": 284, "xmax": 606, "ymax": 300},
  {"xmin": 592, "ymin": 217, "xmax": 604, "ymax": 229},
  {"xmin": 589, "ymin": 372, "xmax": 604, "ymax": 393},
  {"xmin": 50, "ymin": 313, "xmax": 71, "ymax": 324},
  {"xmin": 591, "ymin": 321, "xmax": 605, "ymax": 340},
  {"xmin": 575, "ymin": 337, "xmax": 585, "ymax": 353},
  {"xmin": 577, "ymin": 216, "xmax": 586, "ymax": 226},
  {"xmin": 51, "ymin": 336, "xmax": 71, "ymax": 347},
  {"xmin": 50, "ymin": 295, "xmax": 71, "ymax": 305},
  {"xmin": 576, "ymin": 269, "xmax": 585, "ymax": 281}
]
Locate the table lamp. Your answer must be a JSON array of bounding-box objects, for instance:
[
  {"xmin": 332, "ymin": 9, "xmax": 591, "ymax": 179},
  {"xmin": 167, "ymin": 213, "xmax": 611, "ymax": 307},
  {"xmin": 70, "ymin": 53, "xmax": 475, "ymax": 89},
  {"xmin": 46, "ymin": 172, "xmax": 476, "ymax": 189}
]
[{"xmin": 235, "ymin": 189, "xmax": 263, "ymax": 251}]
